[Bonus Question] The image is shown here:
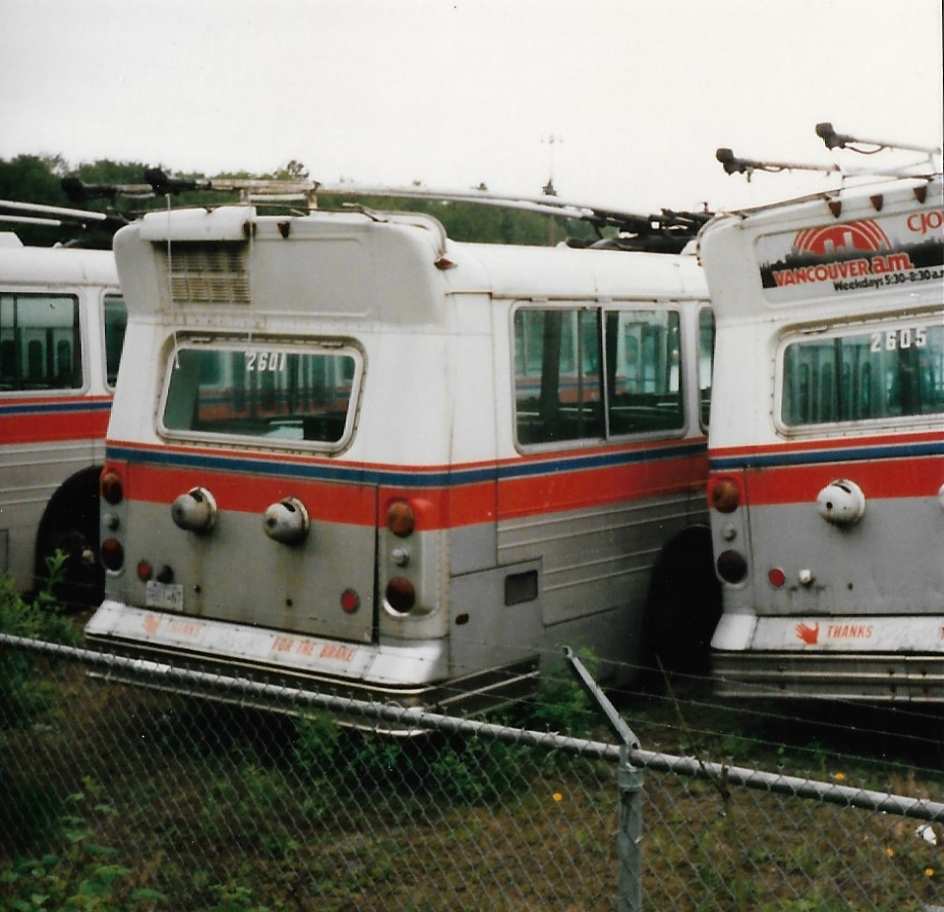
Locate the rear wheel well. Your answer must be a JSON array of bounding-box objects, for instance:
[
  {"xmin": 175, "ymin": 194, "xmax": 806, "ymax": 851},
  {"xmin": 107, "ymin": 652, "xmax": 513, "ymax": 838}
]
[
  {"xmin": 644, "ymin": 524, "xmax": 721, "ymax": 676},
  {"xmin": 34, "ymin": 465, "xmax": 104, "ymax": 608}
]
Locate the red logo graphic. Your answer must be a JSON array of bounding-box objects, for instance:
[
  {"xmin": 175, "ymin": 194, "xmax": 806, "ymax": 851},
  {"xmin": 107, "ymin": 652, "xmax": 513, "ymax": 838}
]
[
  {"xmin": 143, "ymin": 614, "xmax": 161, "ymax": 637},
  {"xmin": 795, "ymin": 622, "xmax": 820, "ymax": 645},
  {"xmin": 794, "ymin": 220, "xmax": 891, "ymax": 256}
]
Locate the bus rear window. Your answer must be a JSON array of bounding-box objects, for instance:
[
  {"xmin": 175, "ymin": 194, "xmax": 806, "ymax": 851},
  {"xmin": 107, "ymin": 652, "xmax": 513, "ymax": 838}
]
[
  {"xmin": 162, "ymin": 346, "xmax": 358, "ymax": 446},
  {"xmin": 782, "ymin": 322, "xmax": 944, "ymax": 426}
]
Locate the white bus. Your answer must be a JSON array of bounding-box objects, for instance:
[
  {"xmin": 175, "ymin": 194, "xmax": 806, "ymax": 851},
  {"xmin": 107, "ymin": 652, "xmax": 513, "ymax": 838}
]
[
  {"xmin": 0, "ymin": 231, "xmax": 126, "ymax": 605},
  {"xmin": 85, "ymin": 193, "xmax": 719, "ymax": 710},
  {"xmin": 701, "ymin": 164, "xmax": 944, "ymax": 701}
]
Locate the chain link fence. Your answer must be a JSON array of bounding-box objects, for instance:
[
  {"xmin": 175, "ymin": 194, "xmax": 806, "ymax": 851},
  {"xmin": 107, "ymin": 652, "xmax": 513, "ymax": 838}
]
[{"xmin": 2, "ymin": 631, "xmax": 943, "ymax": 912}]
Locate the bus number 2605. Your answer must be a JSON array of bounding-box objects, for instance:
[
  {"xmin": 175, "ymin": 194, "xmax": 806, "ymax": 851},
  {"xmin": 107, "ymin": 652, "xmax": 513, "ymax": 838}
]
[{"xmin": 870, "ymin": 327, "xmax": 927, "ymax": 353}]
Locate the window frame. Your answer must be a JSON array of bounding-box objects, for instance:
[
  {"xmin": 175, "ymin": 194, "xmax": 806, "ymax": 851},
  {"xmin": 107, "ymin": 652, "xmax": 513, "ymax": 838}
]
[
  {"xmin": 773, "ymin": 311, "xmax": 944, "ymax": 436},
  {"xmin": 101, "ymin": 291, "xmax": 127, "ymax": 391},
  {"xmin": 157, "ymin": 336, "xmax": 364, "ymax": 454},
  {"xmin": 697, "ymin": 305, "xmax": 716, "ymax": 433},
  {"xmin": 510, "ymin": 300, "xmax": 688, "ymax": 453}
]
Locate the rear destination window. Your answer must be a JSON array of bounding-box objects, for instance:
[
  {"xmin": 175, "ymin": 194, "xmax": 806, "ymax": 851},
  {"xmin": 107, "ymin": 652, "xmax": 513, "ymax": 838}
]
[
  {"xmin": 781, "ymin": 321, "xmax": 944, "ymax": 426},
  {"xmin": 162, "ymin": 344, "xmax": 359, "ymax": 447}
]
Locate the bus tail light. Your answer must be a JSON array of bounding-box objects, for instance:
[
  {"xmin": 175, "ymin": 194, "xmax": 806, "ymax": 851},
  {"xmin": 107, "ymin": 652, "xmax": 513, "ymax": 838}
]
[
  {"xmin": 387, "ymin": 500, "xmax": 415, "ymax": 537},
  {"xmin": 716, "ymin": 549, "xmax": 748, "ymax": 584},
  {"xmin": 385, "ymin": 576, "xmax": 416, "ymax": 614},
  {"xmin": 709, "ymin": 476, "xmax": 741, "ymax": 513},
  {"xmin": 768, "ymin": 567, "xmax": 786, "ymax": 589},
  {"xmin": 340, "ymin": 588, "xmax": 360, "ymax": 614},
  {"xmin": 101, "ymin": 538, "xmax": 125, "ymax": 572},
  {"xmin": 100, "ymin": 470, "xmax": 124, "ymax": 505},
  {"xmin": 137, "ymin": 560, "xmax": 153, "ymax": 582}
]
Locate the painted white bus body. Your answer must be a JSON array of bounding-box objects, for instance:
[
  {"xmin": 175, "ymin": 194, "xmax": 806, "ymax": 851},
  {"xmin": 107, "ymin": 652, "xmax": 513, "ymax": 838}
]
[
  {"xmin": 86, "ymin": 205, "xmax": 718, "ymax": 709},
  {"xmin": 700, "ymin": 177, "xmax": 944, "ymax": 700},
  {"xmin": 0, "ymin": 233, "xmax": 125, "ymax": 603}
]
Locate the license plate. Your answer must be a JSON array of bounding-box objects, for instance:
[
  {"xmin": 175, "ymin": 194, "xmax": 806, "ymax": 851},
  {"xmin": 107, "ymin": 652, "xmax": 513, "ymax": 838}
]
[{"xmin": 145, "ymin": 580, "xmax": 184, "ymax": 612}]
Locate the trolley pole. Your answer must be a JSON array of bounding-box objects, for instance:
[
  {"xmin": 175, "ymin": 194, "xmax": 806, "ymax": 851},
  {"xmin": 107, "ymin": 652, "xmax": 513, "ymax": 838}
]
[{"xmin": 563, "ymin": 648, "xmax": 643, "ymax": 912}]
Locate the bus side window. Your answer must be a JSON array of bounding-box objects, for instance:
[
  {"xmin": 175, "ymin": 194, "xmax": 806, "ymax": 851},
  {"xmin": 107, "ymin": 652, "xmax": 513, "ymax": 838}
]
[
  {"xmin": 698, "ymin": 308, "xmax": 715, "ymax": 428},
  {"xmin": 0, "ymin": 294, "xmax": 81, "ymax": 392},
  {"xmin": 605, "ymin": 309, "xmax": 683, "ymax": 436},
  {"xmin": 513, "ymin": 308, "xmax": 604, "ymax": 445},
  {"xmin": 103, "ymin": 295, "xmax": 127, "ymax": 388}
]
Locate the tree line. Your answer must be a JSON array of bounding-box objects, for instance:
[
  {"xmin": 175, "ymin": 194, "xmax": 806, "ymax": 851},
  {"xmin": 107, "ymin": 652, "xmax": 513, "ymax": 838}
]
[{"xmin": 0, "ymin": 154, "xmax": 594, "ymax": 249}]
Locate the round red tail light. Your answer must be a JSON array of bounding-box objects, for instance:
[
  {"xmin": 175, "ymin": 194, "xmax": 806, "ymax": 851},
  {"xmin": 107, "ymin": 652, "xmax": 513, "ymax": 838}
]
[
  {"xmin": 385, "ymin": 576, "xmax": 416, "ymax": 614},
  {"xmin": 387, "ymin": 500, "xmax": 415, "ymax": 537},
  {"xmin": 340, "ymin": 588, "xmax": 360, "ymax": 614},
  {"xmin": 101, "ymin": 538, "xmax": 125, "ymax": 572},
  {"xmin": 137, "ymin": 560, "xmax": 154, "ymax": 582},
  {"xmin": 101, "ymin": 470, "xmax": 124, "ymax": 505},
  {"xmin": 768, "ymin": 567, "xmax": 786, "ymax": 589},
  {"xmin": 709, "ymin": 476, "xmax": 741, "ymax": 514}
]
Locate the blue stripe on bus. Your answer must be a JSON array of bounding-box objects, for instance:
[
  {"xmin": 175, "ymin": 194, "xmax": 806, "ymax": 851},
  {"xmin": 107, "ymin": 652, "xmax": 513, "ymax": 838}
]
[
  {"xmin": 0, "ymin": 400, "xmax": 112, "ymax": 416},
  {"xmin": 710, "ymin": 440, "xmax": 944, "ymax": 470},
  {"xmin": 107, "ymin": 439, "xmax": 707, "ymax": 488}
]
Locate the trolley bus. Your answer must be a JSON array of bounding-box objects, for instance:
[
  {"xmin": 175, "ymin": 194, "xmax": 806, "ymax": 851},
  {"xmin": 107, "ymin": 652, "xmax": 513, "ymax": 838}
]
[
  {"xmin": 85, "ymin": 189, "xmax": 719, "ymax": 710},
  {"xmin": 0, "ymin": 230, "xmax": 126, "ymax": 605},
  {"xmin": 701, "ymin": 131, "xmax": 943, "ymax": 701}
]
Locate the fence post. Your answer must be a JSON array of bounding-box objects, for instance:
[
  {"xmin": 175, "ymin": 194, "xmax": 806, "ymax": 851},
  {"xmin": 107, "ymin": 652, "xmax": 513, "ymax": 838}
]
[
  {"xmin": 617, "ymin": 743, "xmax": 643, "ymax": 912},
  {"xmin": 562, "ymin": 647, "xmax": 643, "ymax": 911}
]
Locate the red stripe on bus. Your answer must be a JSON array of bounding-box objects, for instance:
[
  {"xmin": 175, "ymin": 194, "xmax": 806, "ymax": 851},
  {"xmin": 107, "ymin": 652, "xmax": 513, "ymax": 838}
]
[
  {"xmin": 0, "ymin": 411, "xmax": 110, "ymax": 444},
  {"xmin": 739, "ymin": 457, "xmax": 943, "ymax": 504},
  {"xmin": 126, "ymin": 463, "xmax": 379, "ymax": 525},
  {"xmin": 117, "ymin": 452, "xmax": 708, "ymax": 529},
  {"xmin": 497, "ymin": 452, "xmax": 708, "ymax": 519}
]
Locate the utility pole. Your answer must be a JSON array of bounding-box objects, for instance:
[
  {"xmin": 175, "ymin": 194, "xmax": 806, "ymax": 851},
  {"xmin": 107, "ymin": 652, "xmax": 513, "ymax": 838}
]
[{"xmin": 541, "ymin": 133, "xmax": 563, "ymax": 245}]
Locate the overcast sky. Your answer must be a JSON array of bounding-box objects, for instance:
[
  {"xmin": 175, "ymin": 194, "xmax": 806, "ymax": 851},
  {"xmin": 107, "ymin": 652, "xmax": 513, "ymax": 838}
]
[{"xmin": 2, "ymin": 0, "xmax": 942, "ymax": 214}]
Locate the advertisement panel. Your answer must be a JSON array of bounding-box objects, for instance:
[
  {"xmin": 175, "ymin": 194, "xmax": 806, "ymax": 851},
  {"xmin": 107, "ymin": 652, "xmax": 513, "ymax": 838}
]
[{"xmin": 756, "ymin": 207, "xmax": 944, "ymax": 303}]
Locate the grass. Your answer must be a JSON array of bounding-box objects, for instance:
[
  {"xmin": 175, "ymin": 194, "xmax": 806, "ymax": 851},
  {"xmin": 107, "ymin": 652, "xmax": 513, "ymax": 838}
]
[{"xmin": 2, "ymin": 583, "xmax": 943, "ymax": 910}]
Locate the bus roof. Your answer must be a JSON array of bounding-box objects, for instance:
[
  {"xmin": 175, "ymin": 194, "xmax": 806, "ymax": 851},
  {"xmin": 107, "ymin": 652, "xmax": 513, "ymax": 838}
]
[
  {"xmin": 115, "ymin": 205, "xmax": 707, "ymax": 323},
  {"xmin": 452, "ymin": 239, "xmax": 705, "ymax": 301},
  {"xmin": 0, "ymin": 240, "xmax": 118, "ymax": 288}
]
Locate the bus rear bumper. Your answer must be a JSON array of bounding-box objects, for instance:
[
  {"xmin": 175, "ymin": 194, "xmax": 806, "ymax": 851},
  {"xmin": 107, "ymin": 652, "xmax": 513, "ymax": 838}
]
[
  {"xmin": 84, "ymin": 600, "xmax": 539, "ymax": 731},
  {"xmin": 712, "ymin": 651, "xmax": 944, "ymax": 702}
]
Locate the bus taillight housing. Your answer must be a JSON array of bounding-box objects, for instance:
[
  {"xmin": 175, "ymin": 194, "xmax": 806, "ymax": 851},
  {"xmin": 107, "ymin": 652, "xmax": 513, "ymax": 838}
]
[
  {"xmin": 100, "ymin": 469, "xmax": 124, "ymax": 505},
  {"xmin": 708, "ymin": 475, "xmax": 741, "ymax": 513}
]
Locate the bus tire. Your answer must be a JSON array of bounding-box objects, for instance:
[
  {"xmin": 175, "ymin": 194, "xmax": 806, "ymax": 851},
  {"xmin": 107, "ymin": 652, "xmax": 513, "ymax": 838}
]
[
  {"xmin": 644, "ymin": 526, "xmax": 721, "ymax": 677},
  {"xmin": 33, "ymin": 466, "xmax": 104, "ymax": 610}
]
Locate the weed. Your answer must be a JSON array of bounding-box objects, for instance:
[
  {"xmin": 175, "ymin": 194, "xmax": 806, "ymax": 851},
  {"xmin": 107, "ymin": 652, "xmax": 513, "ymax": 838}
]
[
  {"xmin": 0, "ymin": 782, "xmax": 167, "ymax": 911},
  {"xmin": 0, "ymin": 560, "xmax": 79, "ymax": 732},
  {"xmin": 204, "ymin": 882, "xmax": 280, "ymax": 912},
  {"xmin": 528, "ymin": 648, "xmax": 599, "ymax": 737}
]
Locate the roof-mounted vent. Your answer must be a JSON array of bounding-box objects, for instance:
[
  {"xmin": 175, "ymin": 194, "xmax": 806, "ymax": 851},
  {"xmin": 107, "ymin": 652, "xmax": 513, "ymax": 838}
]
[{"xmin": 157, "ymin": 241, "xmax": 250, "ymax": 306}]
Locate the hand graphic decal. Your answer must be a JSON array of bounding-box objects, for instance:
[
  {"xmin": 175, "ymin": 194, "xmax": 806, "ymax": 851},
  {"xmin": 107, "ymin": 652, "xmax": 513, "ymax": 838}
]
[{"xmin": 795, "ymin": 622, "xmax": 819, "ymax": 645}]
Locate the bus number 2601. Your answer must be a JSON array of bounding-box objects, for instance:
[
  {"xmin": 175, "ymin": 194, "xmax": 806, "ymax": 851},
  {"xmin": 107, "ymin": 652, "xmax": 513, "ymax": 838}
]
[{"xmin": 246, "ymin": 351, "xmax": 287, "ymax": 372}]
